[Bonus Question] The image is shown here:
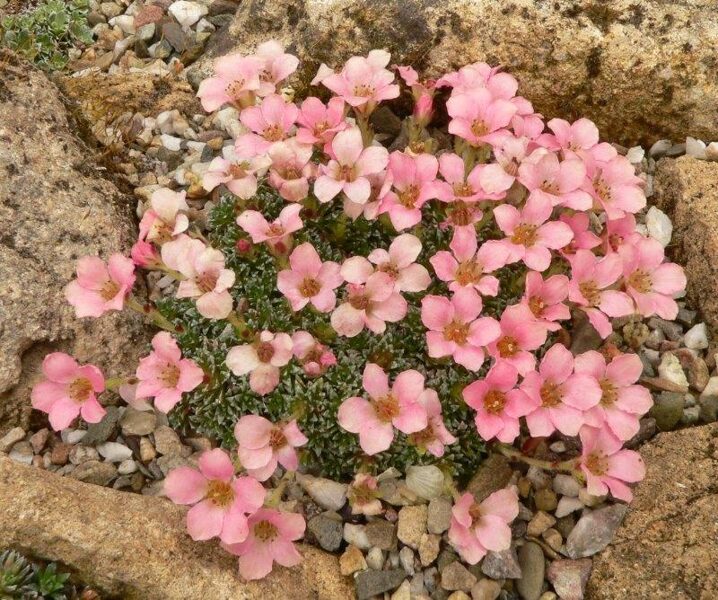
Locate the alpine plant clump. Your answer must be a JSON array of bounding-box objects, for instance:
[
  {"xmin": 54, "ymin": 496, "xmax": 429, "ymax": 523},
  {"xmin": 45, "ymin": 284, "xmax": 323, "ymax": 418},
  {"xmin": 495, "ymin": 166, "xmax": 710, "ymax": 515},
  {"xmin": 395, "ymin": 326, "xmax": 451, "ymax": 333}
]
[{"xmin": 30, "ymin": 41, "xmax": 687, "ymax": 579}]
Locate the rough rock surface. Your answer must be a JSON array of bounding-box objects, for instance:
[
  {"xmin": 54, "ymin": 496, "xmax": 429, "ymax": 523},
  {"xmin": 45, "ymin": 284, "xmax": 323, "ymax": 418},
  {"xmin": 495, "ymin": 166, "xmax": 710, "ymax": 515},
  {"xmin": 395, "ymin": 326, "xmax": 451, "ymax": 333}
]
[
  {"xmin": 0, "ymin": 455, "xmax": 353, "ymax": 599},
  {"xmin": 0, "ymin": 50, "xmax": 149, "ymax": 434},
  {"xmin": 654, "ymin": 157, "xmax": 718, "ymax": 338},
  {"xmin": 188, "ymin": 0, "xmax": 718, "ymax": 146},
  {"xmin": 586, "ymin": 423, "xmax": 718, "ymax": 599}
]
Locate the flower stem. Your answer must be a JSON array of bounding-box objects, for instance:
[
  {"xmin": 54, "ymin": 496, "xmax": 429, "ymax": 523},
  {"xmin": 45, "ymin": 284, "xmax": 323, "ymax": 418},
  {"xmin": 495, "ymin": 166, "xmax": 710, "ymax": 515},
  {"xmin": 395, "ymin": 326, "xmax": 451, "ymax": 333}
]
[
  {"xmin": 126, "ymin": 297, "xmax": 177, "ymax": 333},
  {"xmin": 495, "ymin": 444, "xmax": 579, "ymax": 474},
  {"xmin": 266, "ymin": 470, "xmax": 295, "ymax": 508}
]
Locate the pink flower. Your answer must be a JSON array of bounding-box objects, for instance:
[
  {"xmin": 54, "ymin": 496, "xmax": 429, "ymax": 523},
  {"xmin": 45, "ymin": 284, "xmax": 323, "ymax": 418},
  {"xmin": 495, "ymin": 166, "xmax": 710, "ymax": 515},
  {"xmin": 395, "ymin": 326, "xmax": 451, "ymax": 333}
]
[
  {"xmin": 234, "ymin": 415, "xmax": 308, "ymax": 480},
  {"xmin": 559, "ymin": 212, "xmax": 601, "ymax": 256},
  {"xmin": 291, "ymin": 331, "xmax": 336, "ymax": 377},
  {"xmin": 409, "ymin": 388, "xmax": 457, "ymax": 457},
  {"xmin": 237, "ymin": 204, "xmax": 303, "ymax": 251},
  {"xmin": 131, "ymin": 240, "xmax": 161, "ymax": 268},
  {"xmin": 521, "ymin": 344, "xmax": 602, "ymax": 437},
  {"xmin": 203, "ymin": 148, "xmax": 271, "ymax": 200},
  {"xmin": 487, "ymin": 304, "xmax": 547, "ymax": 376},
  {"xmin": 396, "ymin": 65, "xmax": 436, "ymax": 126},
  {"xmin": 568, "ymin": 250, "xmax": 633, "ymax": 338},
  {"xmin": 223, "ymin": 508, "xmax": 305, "ymax": 580},
  {"xmin": 379, "ymin": 151, "xmax": 443, "ymax": 230},
  {"xmin": 537, "ymin": 118, "xmax": 599, "ymax": 157},
  {"xmin": 437, "ymin": 153, "xmax": 512, "ymax": 204},
  {"xmin": 602, "ymin": 214, "xmax": 641, "ymax": 253},
  {"xmin": 31, "ymin": 352, "xmax": 106, "ymax": 431},
  {"xmin": 446, "ymin": 88, "xmax": 517, "ymax": 147},
  {"xmin": 331, "ymin": 272, "xmax": 407, "ymax": 337},
  {"xmin": 254, "ymin": 40, "xmax": 299, "ymax": 97},
  {"xmin": 574, "ymin": 351, "xmax": 654, "ymax": 441},
  {"xmin": 493, "ymin": 194, "xmax": 574, "ymax": 271},
  {"xmin": 161, "ymin": 237, "xmax": 235, "ymax": 320},
  {"xmin": 164, "ymin": 449, "xmax": 265, "ymax": 544},
  {"xmin": 510, "ymin": 96, "xmax": 544, "ymax": 139},
  {"xmin": 296, "ymin": 96, "xmax": 346, "ymax": 147},
  {"xmin": 342, "ymin": 171, "xmax": 391, "ymax": 221},
  {"xmin": 421, "ymin": 288, "xmax": 501, "ymax": 371},
  {"xmin": 267, "ymin": 139, "xmax": 314, "ymax": 202},
  {"xmin": 620, "ymin": 237, "xmax": 686, "ymax": 320},
  {"xmin": 448, "ymin": 488, "xmax": 518, "ymax": 564},
  {"xmin": 586, "ymin": 155, "xmax": 646, "ymax": 220},
  {"xmin": 437, "ymin": 62, "xmax": 518, "ymax": 99},
  {"xmin": 430, "ymin": 228, "xmax": 509, "ymax": 296},
  {"xmin": 518, "ymin": 151, "xmax": 592, "ymax": 210},
  {"xmin": 521, "ymin": 271, "xmax": 570, "ymax": 331},
  {"xmin": 134, "ymin": 331, "xmax": 204, "ymax": 413},
  {"xmin": 65, "ymin": 254, "xmax": 135, "ymax": 318},
  {"xmin": 337, "ymin": 363, "xmax": 428, "ymax": 455},
  {"xmin": 226, "ymin": 331, "xmax": 293, "ymax": 395},
  {"xmin": 197, "ymin": 54, "xmax": 262, "ymax": 111},
  {"xmin": 139, "ymin": 188, "xmax": 189, "ymax": 243},
  {"xmin": 314, "ymin": 127, "xmax": 389, "ymax": 205},
  {"xmin": 277, "ymin": 243, "xmax": 342, "ymax": 312},
  {"xmin": 578, "ymin": 425, "xmax": 645, "ymax": 502},
  {"xmin": 491, "ymin": 135, "xmax": 530, "ymax": 186},
  {"xmin": 463, "ymin": 361, "xmax": 534, "ymax": 443},
  {"xmin": 347, "ymin": 473, "xmax": 382, "ymax": 516},
  {"xmin": 236, "ymin": 94, "xmax": 299, "ymax": 156},
  {"xmin": 318, "ymin": 50, "xmax": 400, "ymax": 113}
]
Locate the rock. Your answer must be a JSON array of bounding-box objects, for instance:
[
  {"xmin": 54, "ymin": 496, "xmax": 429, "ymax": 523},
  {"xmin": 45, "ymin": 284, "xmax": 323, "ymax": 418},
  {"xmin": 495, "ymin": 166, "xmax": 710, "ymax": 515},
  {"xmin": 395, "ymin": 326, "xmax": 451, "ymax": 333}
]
[
  {"xmin": 649, "ymin": 391, "xmax": 685, "ymax": 431},
  {"xmin": 399, "ymin": 546, "xmax": 415, "ymax": 575},
  {"xmin": 118, "ymin": 459, "xmax": 138, "ymax": 475},
  {"xmin": 427, "ymin": 497, "xmax": 452, "ymax": 534},
  {"xmin": 699, "ymin": 395, "xmax": 718, "ymax": 423},
  {"xmin": 365, "ymin": 547, "xmax": 384, "ymax": 570},
  {"xmin": 51, "ymin": 443, "xmax": 72, "ymax": 466},
  {"xmin": 340, "ymin": 544, "xmax": 367, "ymax": 576},
  {"xmin": 397, "ymin": 505, "xmax": 428, "ymax": 549},
  {"xmin": 97, "ymin": 441, "xmax": 134, "ymax": 462},
  {"xmin": 297, "ymin": 473, "xmax": 347, "ymax": 511},
  {"xmin": 441, "ymin": 561, "xmax": 477, "ymax": 592},
  {"xmin": 534, "ymin": 488, "xmax": 558, "ymax": 512},
  {"xmin": 645, "ymin": 206, "xmax": 673, "ymax": 247},
  {"xmin": 169, "ymin": 1, "xmax": 208, "ymax": 28},
  {"xmin": 70, "ymin": 460, "xmax": 117, "ymax": 486},
  {"xmin": 657, "ymin": 353, "xmax": 688, "ymax": 388},
  {"xmin": 547, "ymin": 559, "xmax": 592, "ymax": 600},
  {"xmin": 566, "ymin": 505, "xmax": 628, "ymax": 559},
  {"xmin": 0, "ymin": 51, "xmax": 150, "ymax": 436},
  {"xmin": 419, "ymin": 533, "xmax": 441, "ymax": 566},
  {"xmin": 355, "ymin": 569, "xmax": 405, "ymax": 600},
  {"xmin": 542, "ymin": 528, "xmax": 563, "ymax": 552},
  {"xmin": 9, "ymin": 441, "xmax": 33, "ymax": 465},
  {"xmin": 139, "ymin": 437, "xmax": 157, "ymax": 462},
  {"xmin": 307, "ymin": 511, "xmax": 343, "ymax": 552},
  {"xmin": 82, "ymin": 406, "xmax": 121, "ymax": 445},
  {"xmin": 553, "ymin": 474, "xmax": 581, "ymax": 498},
  {"xmin": 527, "ymin": 511, "xmax": 556, "ymax": 537},
  {"xmin": 0, "ymin": 427, "xmax": 25, "ymax": 453},
  {"xmin": 649, "ymin": 140, "xmax": 673, "ymax": 159},
  {"xmin": 69, "ymin": 445, "xmax": 100, "ymax": 465},
  {"xmin": 153, "ymin": 426, "xmax": 183, "ymax": 456},
  {"xmin": 466, "ymin": 454, "xmax": 513, "ymax": 502},
  {"xmin": 29, "ymin": 428, "xmax": 49, "ymax": 454},
  {"xmin": 406, "ymin": 465, "xmax": 445, "ymax": 500},
  {"xmin": 135, "ymin": 4, "xmax": 165, "ymax": 28},
  {"xmin": 684, "ymin": 323, "xmax": 709, "ymax": 350},
  {"xmin": 99, "ymin": 2, "xmax": 122, "ymax": 18},
  {"xmin": 391, "ymin": 580, "xmax": 412, "ymax": 600},
  {"xmin": 365, "ymin": 519, "xmax": 397, "ymax": 551},
  {"xmin": 516, "ymin": 542, "xmax": 545, "ymax": 600},
  {"xmin": 0, "ymin": 455, "xmax": 352, "ymax": 598},
  {"xmin": 471, "ymin": 578, "xmax": 502, "ymax": 600},
  {"xmin": 162, "ymin": 20, "xmax": 189, "ymax": 52},
  {"xmin": 120, "ymin": 407, "xmax": 158, "ymax": 436},
  {"xmin": 555, "ymin": 496, "xmax": 584, "ymax": 519},
  {"xmin": 482, "ymin": 546, "xmax": 521, "ymax": 579},
  {"xmin": 343, "ymin": 523, "xmax": 371, "ymax": 551}
]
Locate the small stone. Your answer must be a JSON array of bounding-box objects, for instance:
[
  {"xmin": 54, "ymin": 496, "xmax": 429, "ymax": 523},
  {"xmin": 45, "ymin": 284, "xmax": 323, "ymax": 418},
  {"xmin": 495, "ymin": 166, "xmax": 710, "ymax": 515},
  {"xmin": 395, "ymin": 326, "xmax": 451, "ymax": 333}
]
[
  {"xmin": 82, "ymin": 406, "xmax": 120, "ymax": 445},
  {"xmin": 527, "ymin": 511, "xmax": 556, "ymax": 537},
  {"xmin": 546, "ymin": 559, "xmax": 592, "ymax": 600},
  {"xmin": 706, "ymin": 141, "xmax": 718, "ymax": 160},
  {"xmin": 109, "ymin": 14, "xmax": 136, "ymax": 34},
  {"xmin": 97, "ymin": 441, "xmax": 133, "ymax": 463},
  {"xmin": 391, "ymin": 580, "xmax": 412, "ymax": 600},
  {"xmin": 399, "ymin": 546, "xmax": 415, "ymax": 575},
  {"xmin": 153, "ymin": 426, "xmax": 183, "ymax": 455},
  {"xmin": 542, "ymin": 528, "xmax": 563, "ymax": 551},
  {"xmin": 577, "ymin": 488, "xmax": 606, "ymax": 507},
  {"xmin": 397, "ymin": 505, "xmax": 428, "ymax": 549},
  {"xmin": 9, "ymin": 441, "xmax": 33, "ymax": 465},
  {"xmin": 516, "ymin": 542, "xmax": 545, "ymax": 600},
  {"xmin": 649, "ymin": 318, "xmax": 683, "ymax": 341},
  {"xmin": 51, "ymin": 443, "xmax": 72, "ymax": 466},
  {"xmin": 340, "ymin": 544, "xmax": 367, "ymax": 576},
  {"xmin": 467, "ymin": 454, "xmax": 513, "ymax": 501},
  {"xmin": 406, "ymin": 465, "xmax": 445, "ymax": 500},
  {"xmin": 139, "ymin": 437, "xmax": 157, "ymax": 462},
  {"xmin": 156, "ymin": 454, "xmax": 189, "ymax": 476},
  {"xmin": 428, "ymin": 497, "xmax": 452, "ymax": 534},
  {"xmin": 699, "ymin": 395, "xmax": 718, "ymax": 423},
  {"xmin": 553, "ymin": 474, "xmax": 581, "ymax": 498},
  {"xmin": 648, "ymin": 139, "xmax": 672, "ymax": 158},
  {"xmin": 365, "ymin": 547, "xmax": 384, "ymax": 570},
  {"xmin": 650, "ymin": 391, "xmax": 685, "ymax": 431},
  {"xmin": 685, "ymin": 323, "xmax": 709, "ymax": 350},
  {"xmin": 441, "ymin": 561, "xmax": 477, "ymax": 592},
  {"xmin": 169, "ymin": 0, "xmax": 208, "ymax": 28},
  {"xmin": 645, "ymin": 206, "xmax": 672, "ymax": 247},
  {"xmin": 0, "ymin": 427, "xmax": 26, "ymax": 453},
  {"xmin": 471, "ymin": 578, "xmax": 502, "ymax": 600},
  {"xmin": 186, "ymin": 437, "xmax": 212, "ymax": 452},
  {"xmin": 555, "ymin": 514, "xmax": 576, "ymax": 539},
  {"xmin": 120, "ymin": 407, "xmax": 157, "ymax": 436},
  {"xmin": 534, "ymin": 488, "xmax": 558, "ymax": 512},
  {"xmin": 448, "ymin": 592, "xmax": 471, "ymax": 600},
  {"xmin": 307, "ymin": 511, "xmax": 343, "ymax": 552},
  {"xmin": 70, "ymin": 460, "xmax": 117, "ymax": 486},
  {"xmin": 149, "ymin": 39, "xmax": 173, "ymax": 59},
  {"xmin": 135, "ymin": 4, "xmax": 164, "ymax": 28},
  {"xmin": 685, "ymin": 136, "xmax": 707, "ymax": 159},
  {"xmin": 665, "ymin": 142, "xmax": 686, "ymax": 157},
  {"xmin": 29, "ymin": 429, "xmax": 49, "ymax": 454},
  {"xmin": 355, "ymin": 569, "xmax": 406, "ymax": 600},
  {"xmin": 526, "ymin": 466, "xmax": 552, "ymax": 491},
  {"xmin": 625, "ymin": 146, "xmax": 644, "ymax": 163},
  {"xmin": 365, "ymin": 519, "xmax": 397, "ymax": 551},
  {"xmin": 419, "ymin": 533, "xmax": 441, "ymax": 566},
  {"xmin": 118, "ymin": 459, "xmax": 138, "ymax": 475},
  {"xmin": 100, "ymin": 2, "xmax": 122, "ymax": 18},
  {"xmin": 540, "ymin": 593, "xmax": 558, "ymax": 600},
  {"xmin": 297, "ymin": 473, "xmax": 347, "ymax": 511},
  {"xmin": 482, "ymin": 546, "xmax": 521, "ymax": 579},
  {"xmin": 343, "ymin": 523, "xmax": 371, "ymax": 550},
  {"xmin": 681, "ymin": 404, "xmax": 701, "ymax": 426},
  {"xmin": 69, "ymin": 445, "xmax": 100, "ymax": 465},
  {"xmin": 566, "ymin": 505, "xmax": 628, "ymax": 558},
  {"xmin": 161, "ymin": 21, "xmax": 188, "ymax": 52},
  {"xmin": 657, "ymin": 353, "xmax": 688, "ymax": 388}
]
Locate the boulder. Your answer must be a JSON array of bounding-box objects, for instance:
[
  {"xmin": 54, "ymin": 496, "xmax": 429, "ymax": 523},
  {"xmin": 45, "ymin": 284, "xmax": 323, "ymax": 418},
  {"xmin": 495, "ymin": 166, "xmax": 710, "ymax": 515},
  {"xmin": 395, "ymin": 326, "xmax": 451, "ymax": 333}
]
[
  {"xmin": 0, "ymin": 455, "xmax": 353, "ymax": 599},
  {"xmin": 586, "ymin": 423, "xmax": 718, "ymax": 599},
  {"xmin": 188, "ymin": 0, "xmax": 718, "ymax": 146},
  {"xmin": 0, "ymin": 50, "xmax": 149, "ymax": 434},
  {"xmin": 653, "ymin": 157, "xmax": 718, "ymax": 338}
]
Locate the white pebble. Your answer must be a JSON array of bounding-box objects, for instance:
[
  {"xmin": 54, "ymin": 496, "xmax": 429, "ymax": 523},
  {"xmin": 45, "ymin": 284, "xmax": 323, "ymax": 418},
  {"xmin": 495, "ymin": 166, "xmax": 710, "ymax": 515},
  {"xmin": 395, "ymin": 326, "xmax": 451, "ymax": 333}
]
[
  {"xmin": 108, "ymin": 14, "xmax": 136, "ymax": 34},
  {"xmin": 706, "ymin": 142, "xmax": 718, "ymax": 161},
  {"xmin": 658, "ymin": 353, "xmax": 688, "ymax": 388},
  {"xmin": 118, "ymin": 459, "xmax": 138, "ymax": 475},
  {"xmin": 685, "ymin": 136, "xmax": 707, "ymax": 159},
  {"xmin": 645, "ymin": 206, "xmax": 673, "ymax": 247},
  {"xmin": 684, "ymin": 323, "xmax": 709, "ymax": 350},
  {"xmin": 160, "ymin": 134, "xmax": 183, "ymax": 151},
  {"xmin": 701, "ymin": 376, "xmax": 718, "ymax": 398},
  {"xmin": 168, "ymin": 1, "xmax": 207, "ymax": 28},
  {"xmin": 626, "ymin": 146, "xmax": 645, "ymax": 164},
  {"xmin": 97, "ymin": 441, "xmax": 133, "ymax": 462},
  {"xmin": 553, "ymin": 474, "xmax": 581, "ymax": 498},
  {"xmin": 555, "ymin": 496, "xmax": 584, "ymax": 518}
]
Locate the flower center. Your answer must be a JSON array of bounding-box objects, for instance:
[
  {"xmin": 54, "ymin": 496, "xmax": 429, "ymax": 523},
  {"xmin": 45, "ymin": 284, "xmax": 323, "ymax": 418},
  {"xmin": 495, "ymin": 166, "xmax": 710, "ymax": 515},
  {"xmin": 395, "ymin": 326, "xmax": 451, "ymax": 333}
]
[
  {"xmin": 452, "ymin": 183, "xmax": 474, "ymax": 198},
  {"xmin": 206, "ymin": 479, "xmax": 235, "ymax": 507},
  {"xmin": 410, "ymin": 424, "xmax": 435, "ymax": 447},
  {"xmin": 281, "ymin": 165, "xmax": 302, "ymax": 180},
  {"xmin": 374, "ymin": 394, "xmax": 400, "ymax": 423},
  {"xmin": 528, "ymin": 295, "xmax": 546, "ymax": 318},
  {"xmin": 100, "ymin": 280, "xmax": 121, "ymax": 301},
  {"xmin": 470, "ymin": 119, "xmax": 488, "ymax": 138},
  {"xmin": 444, "ymin": 320, "xmax": 470, "ymax": 344},
  {"xmin": 593, "ymin": 176, "xmax": 611, "ymax": 202},
  {"xmin": 229, "ymin": 162, "xmax": 249, "ymax": 179},
  {"xmin": 377, "ymin": 262, "xmax": 399, "ymax": 279},
  {"xmin": 263, "ymin": 124, "xmax": 285, "ymax": 142},
  {"xmin": 269, "ymin": 427, "xmax": 287, "ymax": 450},
  {"xmin": 299, "ymin": 276, "xmax": 321, "ymax": 297},
  {"xmin": 68, "ymin": 377, "xmax": 93, "ymax": 403},
  {"xmin": 149, "ymin": 219, "xmax": 173, "ymax": 244},
  {"xmin": 397, "ymin": 184, "xmax": 420, "ymax": 209},
  {"xmin": 540, "ymin": 179, "xmax": 560, "ymax": 194},
  {"xmin": 353, "ymin": 84, "xmax": 375, "ymax": 98},
  {"xmin": 579, "ymin": 280, "xmax": 601, "ymax": 306},
  {"xmin": 540, "ymin": 381, "xmax": 563, "ymax": 407},
  {"xmin": 160, "ymin": 363, "xmax": 180, "ymax": 388},
  {"xmin": 256, "ymin": 341, "xmax": 275, "ymax": 363},
  {"xmin": 455, "ymin": 260, "xmax": 483, "ymax": 286},
  {"xmin": 599, "ymin": 378, "xmax": 618, "ymax": 406},
  {"xmin": 626, "ymin": 269, "xmax": 652, "ymax": 294},
  {"xmin": 503, "ymin": 160, "xmax": 519, "ymax": 177},
  {"xmin": 483, "ymin": 390, "xmax": 507, "ymax": 414},
  {"xmin": 196, "ymin": 272, "xmax": 219, "ymax": 294},
  {"xmin": 259, "ymin": 69, "xmax": 272, "ymax": 83},
  {"xmin": 510, "ymin": 224, "xmax": 538, "ymax": 247},
  {"xmin": 254, "ymin": 520, "xmax": 279, "ymax": 542},
  {"xmin": 225, "ymin": 79, "xmax": 247, "ymax": 100},
  {"xmin": 585, "ymin": 452, "xmax": 609, "ymax": 476},
  {"xmin": 468, "ymin": 502, "xmax": 483, "ymax": 521},
  {"xmin": 497, "ymin": 335, "xmax": 519, "ymax": 358},
  {"xmin": 314, "ymin": 119, "xmax": 330, "ymax": 134},
  {"xmin": 267, "ymin": 223, "xmax": 285, "ymax": 237},
  {"xmin": 338, "ymin": 164, "xmax": 356, "ymax": 182},
  {"xmin": 350, "ymin": 481, "xmax": 377, "ymax": 505},
  {"xmin": 449, "ymin": 201, "xmax": 476, "ymax": 226},
  {"xmin": 349, "ymin": 292, "xmax": 370, "ymax": 311}
]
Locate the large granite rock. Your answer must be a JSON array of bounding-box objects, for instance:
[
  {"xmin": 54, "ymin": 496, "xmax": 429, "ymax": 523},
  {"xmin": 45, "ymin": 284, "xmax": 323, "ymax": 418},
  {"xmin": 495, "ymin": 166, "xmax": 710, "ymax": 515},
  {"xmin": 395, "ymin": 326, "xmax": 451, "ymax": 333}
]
[
  {"xmin": 586, "ymin": 423, "xmax": 718, "ymax": 599},
  {"xmin": 0, "ymin": 50, "xmax": 149, "ymax": 434},
  {"xmin": 653, "ymin": 157, "xmax": 718, "ymax": 338},
  {"xmin": 188, "ymin": 0, "xmax": 718, "ymax": 146},
  {"xmin": 0, "ymin": 456, "xmax": 353, "ymax": 599}
]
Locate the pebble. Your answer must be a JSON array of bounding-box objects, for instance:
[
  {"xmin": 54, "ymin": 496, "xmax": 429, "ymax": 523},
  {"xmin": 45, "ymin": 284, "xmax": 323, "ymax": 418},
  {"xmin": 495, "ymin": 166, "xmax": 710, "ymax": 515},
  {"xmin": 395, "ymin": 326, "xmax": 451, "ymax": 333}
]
[
  {"xmin": 365, "ymin": 519, "xmax": 397, "ymax": 551},
  {"xmin": 555, "ymin": 495, "xmax": 584, "ymax": 519},
  {"xmin": 109, "ymin": 14, "xmax": 136, "ymax": 34},
  {"xmin": 471, "ymin": 578, "xmax": 502, "ymax": 600},
  {"xmin": 546, "ymin": 559, "xmax": 592, "ymax": 600},
  {"xmin": 134, "ymin": 4, "xmax": 165, "ymax": 28},
  {"xmin": 577, "ymin": 488, "xmax": 606, "ymax": 507},
  {"xmin": 419, "ymin": 533, "xmax": 441, "ymax": 566},
  {"xmin": 527, "ymin": 511, "xmax": 556, "ymax": 537},
  {"xmin": 397, "ymin": 505, "xmax": 428, "ymax": 549},
  {"xmin": 97, "ymin": 441, "xmax": 133, "ymax": 462},
  {"xmin": 552, "ymin": 474, "xmax": 581, "ymax": 498},
  {"xmin": 448, "ymin": 592, "xmax": 471, "ymax": 600},
  {"xmin": 650, "ymin": 391, "xmax": 685, "ymax": 431},
  {"xmin": 542, "ymin": 528, "xmax": 563, "ymax": 551},
  {"xmin": 699, "ymin": 395, "xmax": 718, "ymax": 423},
  {"xmin": 533, "ymin": 488, "xmax": 558, "ymax": 512},
  {"xmin": 686, "ymin": 136, "xmax": 707, "ymax": 159},
  {"xmin": 307, "ymin": 511, "xmax": 343, "ymax": 552},
  {"xmin": 28, "ymin": 429, "xmax": 49, "ymax": 454},
  {"xmin": 355, "ymin": 569, "xmax": 406, "ymax": 600},
  {"xmin": 566, "ymin": 505, "xmax": 628, "ymax": 558},
  {"xmin": 684, "ymin": 323, "xmax": 709, "ymax": 350},
  {"xmin": 482, "ymin": 546, "xmax": 522, "ymax": 579},
  {"xmin": 399, "ymin": 546, "xmax": 415, "ymax": 575},
  {"xmin": 645, "ymin": 206, "xmax": 672, "ymax": 247},
  {"xmin": 467, "ymin": 454, "xmax": 513, "ymax": 501},
  {"xmin": 9, "ymin": 441, "xmax": 33, "ymax": 465},
  {"xmin": 406, "ymin": 465, "xmax": 445, "ymax": 500},
  {"xmin": 428, "ymin": 497, "xmax": 453, "ymax": 534},
  {"xmin": 156, "ymin": 454, "xmax": 189, "ymax": 476},
  {"xmin": 168, "ymin": 1, "xmax": 208, "ymax": 28},
  {"xmin": 441, "ymin": 561, "xmax": 477, "ymax": 592},
  {"xmin": 100, "ymin": 2, "xmax": 122, "ymax": 18},
  {"xmin": 137, "ymin": 23, "xmax": 156, "ymax": 41},
  {"xmin": 153, "ymin": 426, "xmax": 183, "ymax": 456},
  {"xmin": 0, "ymin": 427, "xmax": 26, "ymax": 453},
  {"xmin": 82, "ymin": 406, "xmax": 120, "ymax": 444},
  {"xmin": 657, "ymin": 353, "xmax": 688, "ymax": 388},
  {"xmin": 339, "ymin": 545, "xmax": 367, "ymax": 576},
  {"xmin": 69, "ymin": 445, "xmax": 100, "ymax": 465},
  {"xmin": 160, "ymin": 134, "xmax": 183, "ymax": 151},
  {"xmin": 365, "ymin": 547, "xmax": 385, "ymax": 570},
  {"xmin": 343, "ymin": 523, "xmax": 371, "ymax": 550},
  {"xmin": 516, "ymin": 542, "xmax": 545, "ymax": 600},
  {"xmin": 70, "ymin": 460, "xmax": 117, "ymax": 486},
  {"xmin": 297, "ymin": 473, "xmax": 347, "ymax": 511},
  {"xmin": 625, "ymin": 146, "xmax": 644, "ymax": 163},
  {"xmin": 391, "ymin": 580, "xmax": 412, "ymax": 600},
  {"xmin": 648, "ymin": 139, "xmax": 672, "ymax": 158},
  {"xmin": 118, "ymin": 459, "xmax": 138, "ymax": 475},
  {"xmin": 120, "ymin": 407, "xmax": 157, "ymax": 436},
  {"xmin": 50, "ymin": 443, "xmax": 73, "ymax": 466},
  {"xmin": 139, "ymin": 437, "xmax": 157, "ymax": 462},
  {"xmin": 706, "ymin": 141, "xmax": 718, "ymax": 161}
]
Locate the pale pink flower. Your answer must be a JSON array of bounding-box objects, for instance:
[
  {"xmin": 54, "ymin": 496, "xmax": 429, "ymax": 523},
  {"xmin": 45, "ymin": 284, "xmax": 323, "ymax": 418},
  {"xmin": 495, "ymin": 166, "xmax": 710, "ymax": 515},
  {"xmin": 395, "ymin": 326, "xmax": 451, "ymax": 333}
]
[
  {"xmin": 131, "ymin": 240, "xmax": 161, "ymax": 268},
  {"xmin": 236, "ymin": 94, "xmax": 299, "ymax": 156},
  {"xmin": 65, "ymin": 254, "xmax": 135, "ymax": 318},
  {"xmin": 226, "ymin": 331, "xmax": 294, "ymax": 395},
  {"xmin": 493, "ymin": 194, "xmax": 574, "ymax": 271},
  {"xmin": 331, "ymin": 272, "xmax": 407, "ymax": 337},
  {"xmin": 537, "ymin": 117, "xmax": 599, "ymax": 155},
  {"xmin": 491, "ymin": 135, "xmax": 530, "ymax": 187},
  {"xmin": 586, "ymin": 155, "xmax": 646, "ymax": 220},
  {"xmin": 161, "ymin": 237, "xmax": 235, "ymax": 320},
  {"xmin": 521, "ymin": 344, "xmax": 602, "ymax": 437},
  {"xmin": 409, "ymin": 388, "xmax": 457, "ymax": 457},
  {"xmin": 255, "ymin": 40, "xmax": 299, "ymax": 97},
  {"xmin": 296, "ymin": 96, "xmax": 346, "ymax": 147},
  {"xmin": 396, "ymin": 65, "xmax": 436, "ymax": 126},
  {"xmin": 197, "ymin": 54, "xmax": 262, "ymax": 111},
  {"xmin": 620, "ymin": 237, "xmax": 686, "ymax": 320},
  {"xmin": 31, "ymin": 352, "xmax": 105, "ymax": 431},
  {"xmin": 337, "ymin": 363, "xmax": 428, "ymax": 455},
  {"xmin": 234, "ymin": 415, "xmax": 308, "ymax": 480},
  {"xmin": 437, "ymin": 62, "xmax": 517, "ymax": 99},
  {"xmin": 463, "ymin": 361, "xmax": 534, "ymax": 443},
  {"xmin": 421, "ymin": 288, "xmax": 501, "ymax": 371},
  {"xmin": 314, "ymin": 127, "xmax": 389, "ymax": 205},
  {"xmin": 559, "ymin": 212, "xmax": 602, "ymax": 256},
  {"xmin": 446, "ymin": 88, "xmax": 517, "ymax": 147},
  {"xmin": 578, "ymin": 425, "xmax": 645, "ymax": 502},
  {"xmin": 430, "ymin": 228, "xmax": 508, "ymax": 296},
  {"xmin": 510, "ymin": 96, "xmax": 544, "ymax": 139},
  {"xmin": 291, "ymin": 331, "xmax": 336, "ymax": 377},
  {"xmin": 487, "ymin": 304, "xmax": 547, "ymax": 376},
  {"xmin": 602, "ymin": 214, "xmax": 641, "ymax": 253},
  {"xmin": 437, "ymin": 153, "xmax": 512, "ymax": 203},
  {"xmin": 347, "ymin": 473, "xmax": 382, "ymax": 516},
  {"xmin": 134, "ymin": 331, "xmax": 204, "ymax": 413},
  {"xmin": 379, "ymin": 151, "xmax": 443, "ymax": 230},
  {"xmin": 342, "ymin": 171, "xmax": 392, "ymax": 221},
  {"xmin": 267, "ymin": 139, "xmax": 314, "ymax": 202},
  {"xmin": 575, "ymin": 351, "xmax": 653, "ymax": 441},
  {"xmin": 518, "ymin": 150, "xmax": 592, "ymax": 210},
  {"xmin": 521, "ymin": 271, "xmax": 570, "ymax": 331},
  {"xmin": 223, "ymin": 508, "xmax": 305, "ymax": 581},
  {"xmin": 164, "ymin": 449, "xmax": 265, "ymax": 544},
  {"xmin": 277, "ymin": 243, "xmax": 342, "ymax": 312},
  {"xmin": 203, "ymin": 148, "xmax": 271, "ymax": 200},
  {"xmin": 448, "ymin": 488, "xmax": 518, "ymax": 564},
  {"xmin": 139, "ymin": 188, "xmax": 189, "ymax": 243},
  {"xmin": 237, "ymin": 204, "xmax": 303, "ymax": 251},
  {"xmin": 568, "ymin": 250, "xmax": 634, "ymax": 338}
]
